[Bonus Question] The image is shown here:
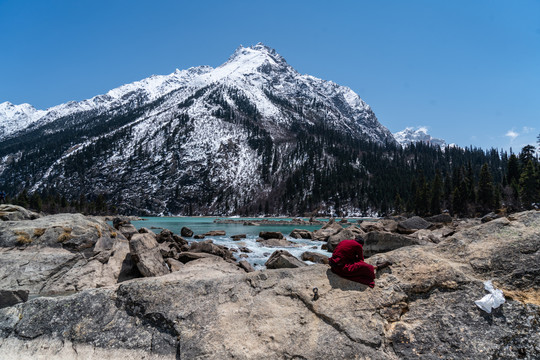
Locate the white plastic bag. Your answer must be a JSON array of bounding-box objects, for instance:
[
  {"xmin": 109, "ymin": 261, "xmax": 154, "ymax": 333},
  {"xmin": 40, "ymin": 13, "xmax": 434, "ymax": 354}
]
[{"xmin": 475, "ymin": 280, "xmax": 505, "ymax": 313}]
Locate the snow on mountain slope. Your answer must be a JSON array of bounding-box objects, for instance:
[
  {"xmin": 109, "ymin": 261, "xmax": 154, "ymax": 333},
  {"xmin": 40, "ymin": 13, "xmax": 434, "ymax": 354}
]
[
  {"xmin": 0, "ymin": 102, "xmax": 46, "ymax": 138},
  {"xmin": 0, "ymin": 65, "xmax": 212, "ymax": 139},
  {"xmin": 0, "ymin": 43, "xmax": 397, "ymax": 215},
  {"xmin": 394, "ymin": 127, "xmax": 446, "ymax": 147},
  {"xmin": 1, "ymin": 43, "xmax": 393, "ymax": 144}
]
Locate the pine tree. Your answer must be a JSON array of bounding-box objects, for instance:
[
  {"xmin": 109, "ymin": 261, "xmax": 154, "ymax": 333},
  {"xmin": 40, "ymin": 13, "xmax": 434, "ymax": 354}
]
[
  {"xmin": 393, "ymin": 193, "xmax": 403, "ymax": 214},
  {"xmin": 452, "ymin": 186, "xmax": 466, "ymax": 217},
  {"xmin": 465, "ymin": 162, "xmax": 476, "ymax": 204},
  {"xmin": 29, "ymin": 192, "xmax": 43, "ymax": 212},
  {"xmin": 430, "ymin": 170, "xmax": 442, "ymax": 215},
  {"xmin": 519, "ymin": 160, "xmax": 538, "ymax": 209},
  {"xmin": 443, "ymin": 173, "xmax": 453, "ymax": 210},
  {"xmin": 519, "ymin": 145, "xmax": 536, "ymax": 169},
  {"xmin": 507, "ymin": 154, "xmax": 520, "ymax": 185},
  {"xmin": 477, "ymin": 163, "xmax": 494, "ymax": 212},
  {"xmin": 415, "ymin": 172, "xmax": 429, "ymax": 216}
]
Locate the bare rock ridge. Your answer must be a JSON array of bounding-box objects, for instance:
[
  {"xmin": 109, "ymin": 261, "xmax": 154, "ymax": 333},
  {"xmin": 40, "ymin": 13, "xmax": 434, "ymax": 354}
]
[{"xmin": 0, "ymin": 206, "xmax": 539, "ymax": 359}]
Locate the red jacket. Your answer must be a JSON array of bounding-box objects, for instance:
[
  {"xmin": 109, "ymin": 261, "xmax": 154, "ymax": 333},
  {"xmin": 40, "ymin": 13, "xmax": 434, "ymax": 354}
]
[
  {"xmin": 329, "ymin": 239, "xmax": 376, "ymax": 287},
  {"xmin": 329, "ymin": 239, "xmax": 365, "ymax": 265}
]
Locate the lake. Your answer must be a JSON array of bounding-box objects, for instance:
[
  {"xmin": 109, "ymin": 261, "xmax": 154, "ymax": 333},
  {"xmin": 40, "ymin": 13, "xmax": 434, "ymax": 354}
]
[{"xmin": 130, "ymin": 217, "xmax": 363, "ymax": 269}]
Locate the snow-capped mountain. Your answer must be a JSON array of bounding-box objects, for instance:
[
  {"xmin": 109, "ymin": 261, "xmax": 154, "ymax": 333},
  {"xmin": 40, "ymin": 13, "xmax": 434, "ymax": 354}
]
[
  {"xmin": 0, "ymin": 102, "xmax": 46, "ymax": 138},
  {"xmin": 394, "ymin": 127, "xmax": 446, "ymax": 148},
  {"xmin": 0, "ymin": 43, "xmax": 396, "ymax": 215}
]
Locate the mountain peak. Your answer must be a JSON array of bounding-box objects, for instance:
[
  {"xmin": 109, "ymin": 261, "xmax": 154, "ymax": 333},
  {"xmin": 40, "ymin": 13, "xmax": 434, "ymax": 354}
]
[
  {"xmin": 227, "ymin": 43, "xmax": 287, "ymax": 67},
  {"xmin": 394, "ymin": 127, "xmax": 446, "ymax": 148}
]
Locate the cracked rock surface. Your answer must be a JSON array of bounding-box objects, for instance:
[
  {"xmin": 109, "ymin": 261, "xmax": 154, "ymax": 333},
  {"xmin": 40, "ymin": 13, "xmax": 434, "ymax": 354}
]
[{"xmin": 0, "ymin": 211, "xmax": 539, "ymax": 359}]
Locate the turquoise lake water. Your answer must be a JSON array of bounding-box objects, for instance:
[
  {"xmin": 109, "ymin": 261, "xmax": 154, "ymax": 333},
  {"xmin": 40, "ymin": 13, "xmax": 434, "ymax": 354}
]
[{"xmin": 130, "ymin": 217, "xmax": 363, "ymax": 269}]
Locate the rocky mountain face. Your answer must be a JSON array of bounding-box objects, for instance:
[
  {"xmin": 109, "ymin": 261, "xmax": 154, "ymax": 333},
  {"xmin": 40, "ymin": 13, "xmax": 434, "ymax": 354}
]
[
  {"xmin": 0, "ymin": 44, "xmax": 395, "ymax": 215},
  {"xmin": 1, "ymin": 205, "xmax": 539, "ymax": 359},
  {"xmin": 394, "ymin": 127, "xmax": 447, "ymax": 148}
]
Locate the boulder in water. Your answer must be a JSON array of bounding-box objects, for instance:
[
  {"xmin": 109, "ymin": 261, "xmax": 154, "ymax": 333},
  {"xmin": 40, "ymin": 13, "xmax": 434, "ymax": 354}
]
[
  {"xmin": 259, "ymin": 231, "xmax": 284, "ymax": 240},
  {"xmin": 181, "ymin": 226, "xmax": 194, "ymax": 237}
]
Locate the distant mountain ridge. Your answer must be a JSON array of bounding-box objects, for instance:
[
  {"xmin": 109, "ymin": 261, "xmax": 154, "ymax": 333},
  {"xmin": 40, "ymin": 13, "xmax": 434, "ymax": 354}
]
[
  {"xmin": 394, "ymin": 127, "xmax": 447, "ymax": 148},
  {"xmin": 0, "ymin": 43, "xmax": 398, "ymax": 215}
]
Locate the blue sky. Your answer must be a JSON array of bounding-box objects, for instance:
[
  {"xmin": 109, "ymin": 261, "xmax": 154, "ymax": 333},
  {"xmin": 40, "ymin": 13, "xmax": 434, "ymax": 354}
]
[{"xmin": 1, "ymin": 0, "xmax": 539, "ymax": 152}]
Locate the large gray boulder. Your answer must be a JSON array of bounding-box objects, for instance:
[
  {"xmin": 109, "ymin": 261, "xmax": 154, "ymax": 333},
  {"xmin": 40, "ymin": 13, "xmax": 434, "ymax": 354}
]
[
  {"xmin": 0, "ymin": 204, "xmax": 40, "ymax": 221},
  {"xmin": 0, "ymin": 213, "xmax": 131, "ymax": 295},
  {"xmin": 265, "ymin": 250, "xmax": 307, "ymax": 269},
  {"xmin": 129, "ymin": 233, "xmax": 169, "ymax": 277},
  {"xmin": 189, "ymin": 240, "xmax": 235, "ymax": 261},
  {"xmin": 397, "ymin": 216, "xmax": 432, "ymax": 234},
  {"xmin": 425, "ymin": 213, "xmax": 453, "ymax": 224},
  {"xmin": 364, "ymin": 231, "xmax": 421, "ymax": 257}
]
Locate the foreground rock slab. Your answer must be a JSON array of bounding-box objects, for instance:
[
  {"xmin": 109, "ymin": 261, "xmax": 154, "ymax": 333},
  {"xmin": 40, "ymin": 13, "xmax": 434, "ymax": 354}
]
[{"xmin": 0, "ymin": 211, "xmax": 539, "ymax": 359}]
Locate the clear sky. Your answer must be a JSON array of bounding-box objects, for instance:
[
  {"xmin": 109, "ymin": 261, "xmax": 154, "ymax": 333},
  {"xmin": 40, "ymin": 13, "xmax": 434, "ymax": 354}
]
[{"xmin": 1, "ymin": 0, "xmax": 539, "ymax": 152}]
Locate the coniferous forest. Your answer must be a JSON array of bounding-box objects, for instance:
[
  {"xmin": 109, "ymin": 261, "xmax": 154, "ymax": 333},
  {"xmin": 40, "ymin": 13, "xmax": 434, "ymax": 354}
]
[{"xmin": 7, "ymin": 132, "xmax": 540, "ymax": 218}]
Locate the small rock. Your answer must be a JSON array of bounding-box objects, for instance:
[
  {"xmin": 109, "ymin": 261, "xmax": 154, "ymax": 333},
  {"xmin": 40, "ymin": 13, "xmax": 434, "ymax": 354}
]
[
  {"xmin": 181, "ymin": 227, "xmax": 194, "ymax": 237},
  {"xmin": 118, "ymin": 224, "xmax": 139, "ymax": 240},
  {"xmin": 204, "ymin": 230, "xmax": 226, "ymax": 236},
  {"xmin": 265, "ymin": 250, "xmax": 307, "ymax": 269},
  {"xmin": 194, "ymin": 234, "xmax": 206, "ymax": 239},
  {"xmin": 231, "ymin": 234, "xmax": 247, "ymax": 240},
  {"xmin": 190, "ymin": 240, "xmax": 234, "ymax": 261},
  {"xmin": 238, "ymin": 260, "xmax": 255, "ymax": 273},
  {"xmin": 481, "ymin": 212, "xmax": 502, "ymax": 223},
  {"xmin": 257, "ymin": 238, "xmax": 299, "ymax": 247},
  {"xmin": 177, "ymin": 251, "xmax": 221, "ymax": 264},
  {"xmin": 289, "ymin": 229, "xmax": 313, "ymax": 239},
  {"xmin": 166, "ymin": 258, "xmax": 184, "ymax": 272},
  {"xmin": 156, "ymin": 229, "xmax": 187, "ymax": 247},
  {"xmin": 301, "ymin": 252, "xmax": 329, "ymax": 264}
]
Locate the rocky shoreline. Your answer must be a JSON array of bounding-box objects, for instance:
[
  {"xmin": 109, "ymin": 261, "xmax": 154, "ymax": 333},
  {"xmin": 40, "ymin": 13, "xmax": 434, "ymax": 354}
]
[{"xmin": 0, "ymin": 203, "xmax": 539, "ymax": 359}]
